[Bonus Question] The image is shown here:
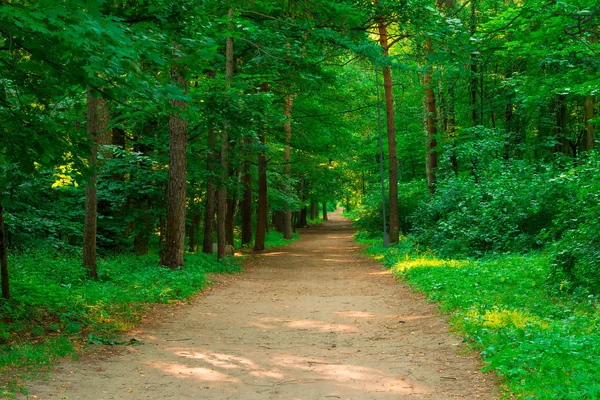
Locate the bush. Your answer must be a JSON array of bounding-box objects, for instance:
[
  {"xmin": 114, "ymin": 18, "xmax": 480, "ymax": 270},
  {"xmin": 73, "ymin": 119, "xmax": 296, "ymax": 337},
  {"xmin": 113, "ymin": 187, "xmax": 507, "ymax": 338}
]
[
  {"xmin": 350, "ymin": 180, "xmax": 429, "ymax": 238},
  {"xmin": 547, "ymin": 152, "xmax": 600, "ymax": 293}
]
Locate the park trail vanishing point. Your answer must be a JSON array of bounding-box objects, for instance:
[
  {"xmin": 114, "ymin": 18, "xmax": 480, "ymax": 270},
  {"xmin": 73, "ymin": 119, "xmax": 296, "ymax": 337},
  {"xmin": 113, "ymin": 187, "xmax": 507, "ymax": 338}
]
[{"xmin": 27, "ymin": 210, "xmax": 497, "ymax": 399}]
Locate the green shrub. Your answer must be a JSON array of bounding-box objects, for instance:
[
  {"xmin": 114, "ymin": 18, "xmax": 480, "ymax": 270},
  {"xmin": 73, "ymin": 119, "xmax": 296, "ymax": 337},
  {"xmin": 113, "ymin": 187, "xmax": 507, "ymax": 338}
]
[
  {"xmin": 411, "ymin": 159, "xmax": 561, "ymax": 257},
  {"xmin": 546, "ymin": 152, "xmax": 600, "ymax": 293}
]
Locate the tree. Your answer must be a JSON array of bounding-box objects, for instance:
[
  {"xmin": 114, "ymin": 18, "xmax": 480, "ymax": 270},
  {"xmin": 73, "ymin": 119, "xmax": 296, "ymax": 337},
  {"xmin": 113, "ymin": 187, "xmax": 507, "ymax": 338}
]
[
  {"xmin": 82, "ymin": 90, "xmax": 112, "ymax": 279},
  {"xmin": 160, "ymin": 65, "xmax": 188, "ymax": 269}
]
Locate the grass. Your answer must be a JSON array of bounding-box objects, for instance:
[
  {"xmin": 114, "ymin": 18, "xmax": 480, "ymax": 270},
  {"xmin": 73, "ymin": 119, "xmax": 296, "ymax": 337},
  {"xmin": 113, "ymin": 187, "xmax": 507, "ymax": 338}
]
[
  {"xmin": 0, "ymin": 231, "xmax": 296, "ymax": 398},
  {"xmin": 357, "ymin": 235, "xmax": 600, "ymax": 399}
]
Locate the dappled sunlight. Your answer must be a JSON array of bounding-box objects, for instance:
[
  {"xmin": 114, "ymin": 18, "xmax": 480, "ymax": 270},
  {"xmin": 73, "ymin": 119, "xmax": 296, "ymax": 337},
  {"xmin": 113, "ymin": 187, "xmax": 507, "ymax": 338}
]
[
  {"xmin": 262, "ymin": 252, "xmax": 286, "ymax": 257},
  {"xmin": 367, "ymin": 270, "xmax": 392, "ymax": 276},
  {"xmin": 465, "ymin": 308, "xmax": 549, "ymax": 329},
  {"xmin": 271, "ymin": 354, "xmax": 430, "ymax": 395},
  {"xmin": 146, "ymin": 361, "xmax": 241, "ymax": 383},
  {"xmin": 322, "ymin": 258, "xmax": 347, "ymax": 263},
  {"xmin": 175, "ymin": 350, "xmax": 256, "ymax": 369},
  {"xmin": 336, "ymin": 310, "xmax": 376, "ymax": 318},
  {"xmin": 249, "ymin": 369, "xmax": 285, "ymax": 379},
  {"xmin": 393, "ymin": 257, "xmax": 470, "ymax": 272},
  {"xmin": 252, "ymin": 317, "xmax": 360, "ymax": 333}
]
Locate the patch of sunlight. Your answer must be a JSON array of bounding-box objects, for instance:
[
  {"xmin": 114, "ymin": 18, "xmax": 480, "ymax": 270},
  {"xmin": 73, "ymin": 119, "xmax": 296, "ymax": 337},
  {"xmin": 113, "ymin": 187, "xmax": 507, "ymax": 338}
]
[
  {"xmin": 392, "ymin": 256, "xmax": 469, "ymax": 272},
  {"xmin": 464, "ymin": 308, "xmax": 549, "ymax": 329}
]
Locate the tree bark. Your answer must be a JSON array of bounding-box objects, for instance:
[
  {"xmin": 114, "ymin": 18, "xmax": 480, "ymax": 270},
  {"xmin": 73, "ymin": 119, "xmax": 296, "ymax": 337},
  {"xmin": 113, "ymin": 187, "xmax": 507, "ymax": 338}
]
[
  {"xmin": 254, "ymin": 83, "xmax": 269, "ymax": 252},
  {"xmin": 424, "ymin": 39, "xmax": 438, "ymax": 195},
  {"xmin": 83, "ymin": 89, "xmax": 111, "ymax": 280},
  {"xmin": 377, "ymin": 7, "xmax": 399, "ymax": 243},
  {"xmin": 322, "ymin": 203, "xmax": 328, "ymax": 221},
  {"xmin": 283, "ymin": 94, "xmax": 294, "ymax": 240},
  {"xmin": 470, "ymin": 0, "xmax": 479, "ymax": 126},
  {"xmin": 217, "ymin": 9, "xmax": 234, "ymax": 259},
  {"xmin": 226, "ymin": 194, "xmax": 236, "ymax": 246},
  {"xmin": 0, "ymin": 201, "xmax": 9, "ymax": 299},
  {"xmin": 202, "ymin": 124, "xmax": 217, "ymax": 254},
  {"xmin": 241, "ymin": 137, "xmax": 253, "ymax": 246},
  {"xmin": 188, "ymin": 213, "xmax": 200, "ymax": 253},
  {"xmin": 160, "ymin": 66, "xmax": 188, "ymax": 269}
]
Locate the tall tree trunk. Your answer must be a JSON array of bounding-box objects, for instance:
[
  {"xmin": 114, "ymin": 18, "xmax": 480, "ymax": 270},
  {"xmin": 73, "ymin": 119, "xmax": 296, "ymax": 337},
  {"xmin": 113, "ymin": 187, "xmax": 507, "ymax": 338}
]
[
  {"xmin": 272, "ymin": 210, "xmax": 284, "ymax": 232},
  {"xmin": 217, "ymin": 9, "xmax": 234, "ymax": 259},
  {"xmin": 160, "ymin": 66, "xmax": 188, "ymax": 269},
  {"xmin": 583, "ymin": 95, "xmax": 595, "ymax": 151},
  {"xmin": 226, "ymin": 194, "xmax": 237, "ymax": 246},
  {"xmin": 0, "ymin": 202, "xmax": 9, "ymax": 299},
  {"xmin": 254, "ymin": 83, "xmax": 269, "ymax": 252},
  {"xmin": 377, "ymin": 6, "xmax": 399, "ymax": 243},
  {"xmin": 470, "ymin": 0, "xmax": 479, "ymax": 126},
  {"xmin": 241, "ymin": 137, "xmax": 253, "ymax": 246},
  {"xmin": 202, "ymin": 124, "xmax": 217, "ymax": 254},
  {"xmin": 424, "ymin": 39, "xmax": 438, "ymax": 195},
  {"xmin": 83, "ymin": 89, "xmax": 110, "ymax": 280},
  {"xmin": 283, "ymin": 94, "xmax": 294, "ymax": 240},
  {"xmin": 188, "ymin": 213, "xmax": 200, "ymax": 253},
  {"xmin": 322, "ymin": 203, "xmax": 328, "ymax": 221},
  {"xmin": 310, "ymin": 201, "xmax": 316, "ymax": 220}
]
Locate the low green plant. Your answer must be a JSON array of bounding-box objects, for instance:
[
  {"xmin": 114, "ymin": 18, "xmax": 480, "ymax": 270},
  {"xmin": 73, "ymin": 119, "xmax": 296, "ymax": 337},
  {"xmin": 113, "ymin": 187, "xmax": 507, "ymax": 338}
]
[
  {"xmin": 0, "ymin": 249, "xmax": 240, "ymax": 397},
  {"xmin": 357, "ymin": 236, "xmax": 600, "ymax": 399}
]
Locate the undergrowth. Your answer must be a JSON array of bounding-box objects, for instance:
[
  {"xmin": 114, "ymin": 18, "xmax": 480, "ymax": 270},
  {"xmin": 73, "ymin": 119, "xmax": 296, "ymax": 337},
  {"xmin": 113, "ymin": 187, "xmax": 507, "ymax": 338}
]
[
  {"xmin": 0, "ymin": 231, "xmax": 296, "ymax": 398},
  {"xmin": 357, "ymin": 235, "xmax": 600, "ymax": 399}
]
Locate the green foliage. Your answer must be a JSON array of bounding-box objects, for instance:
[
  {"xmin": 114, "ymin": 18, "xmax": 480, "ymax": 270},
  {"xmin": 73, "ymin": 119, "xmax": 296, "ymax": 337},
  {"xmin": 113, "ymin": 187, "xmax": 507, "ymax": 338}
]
[
  {"xmin": 546, "ymin": 153, "xmax": 600, "ymax": 294},
  {"xmin": 0, "ymin": 249, "xmax": 240, "ymax": 395},
  {"xmin": 359, "ymin": 238, "xmax": 600, "ymax": 399},
  {"xmin": 412, "ymin": 131, "xmax": 562, "ymax": 257},
  {"xmin": 350, "ymin": 180, "xmax": 429, "ymax": 238}
]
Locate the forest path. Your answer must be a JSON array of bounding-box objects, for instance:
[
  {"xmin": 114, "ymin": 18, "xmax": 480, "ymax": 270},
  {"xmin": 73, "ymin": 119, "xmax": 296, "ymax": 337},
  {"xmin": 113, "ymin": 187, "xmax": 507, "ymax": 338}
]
[{"xmin": 28, "ymin": 211, "xmax": 496, "ymax": 399}]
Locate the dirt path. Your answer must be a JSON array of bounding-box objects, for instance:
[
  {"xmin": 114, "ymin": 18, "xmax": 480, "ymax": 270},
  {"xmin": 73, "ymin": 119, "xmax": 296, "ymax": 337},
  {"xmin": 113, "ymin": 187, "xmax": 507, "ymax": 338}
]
[{"xmin": 28, "ymin": 211, "xmax": 496, "ymax": 399}]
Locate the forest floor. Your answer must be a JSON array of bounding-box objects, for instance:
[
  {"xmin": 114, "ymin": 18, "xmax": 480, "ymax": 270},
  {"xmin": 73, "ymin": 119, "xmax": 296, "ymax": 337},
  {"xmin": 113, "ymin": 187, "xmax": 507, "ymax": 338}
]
[{"xmin": 25, "ymin": 211, "xmax": 497, "ymax": 399}]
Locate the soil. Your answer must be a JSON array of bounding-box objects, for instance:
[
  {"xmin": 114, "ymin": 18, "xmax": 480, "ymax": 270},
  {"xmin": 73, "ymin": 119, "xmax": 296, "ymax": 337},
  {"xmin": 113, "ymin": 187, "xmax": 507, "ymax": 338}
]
[{"xmin": 26, "ymin": 211, "xmax": 497, "ymax": 399}]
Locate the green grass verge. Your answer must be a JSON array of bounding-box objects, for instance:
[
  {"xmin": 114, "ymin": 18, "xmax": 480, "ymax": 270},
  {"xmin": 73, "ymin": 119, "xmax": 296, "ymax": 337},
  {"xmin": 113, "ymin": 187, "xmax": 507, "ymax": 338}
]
[
  {"xmin": 0, "ymin": 230, "xmax": 296, "ymax": 398},
  {"xmin": 357, "ymin": 235, "xmax": 600, "ymax": 399}
]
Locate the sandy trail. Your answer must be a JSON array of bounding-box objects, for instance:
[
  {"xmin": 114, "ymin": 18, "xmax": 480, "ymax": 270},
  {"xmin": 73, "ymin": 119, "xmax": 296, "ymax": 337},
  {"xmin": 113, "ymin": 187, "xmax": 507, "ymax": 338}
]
[{"xmin": 27, "ymin": 211, "xmax": 496, "ymax": 399}]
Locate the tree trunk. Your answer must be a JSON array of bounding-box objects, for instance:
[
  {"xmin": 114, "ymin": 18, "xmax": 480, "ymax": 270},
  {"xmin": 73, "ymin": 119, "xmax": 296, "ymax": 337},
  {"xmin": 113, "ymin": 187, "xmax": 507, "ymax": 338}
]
[
  {"xmin": 424, "ymin": 39, "xmax": 438, "ymax": 195},
  {"xmin": 310, "ymin": 201, "xmax": 316, "ymax": 220},
  {"xmin": 160, "ymin": 66, "xmax": 188, "ymax": 269},
  {"xmin": 377, "ymin": 8, "xmax": 399, "ymax": 243},
  {"xmin": 254, "ymin": 83, "xmax": 269, "ymax": 252},
  {"xmin": 0, "ymin": 202, "xmax": 9, "ymax": 300},
  {"xmin": 188, "ymin": 213, "xmax": 200, "ymax": 253},
  {"xmin": 322, "ymin": 203, "xmax": 328, "ymax": 221},
  {"xmin": 283, "ymin": 94, "xmax": 294, "ymax": 240},
  {"xmin": 299, "ymin": 207, "xmax": 308, "ymax": 227},
  {"xmin": 202, "ymin": 124, "xmax": 217, "ymax": 254},
  {"xmin": 226, "ymin": 195, "xmax": 236, "ymax": 246},
  {"xmin": 273, "ymin": 210, "xmax": 284, "ymax": 232},
  {"xmin": 470, "ymin": 0, "xmax": 479, "ymax": 127},
  {"xmin": 217, "ymin": 9, "xmax": 234, "ymax": 259},
  {"xmin": 241, "ymin": 137, "xmax": 253, "ymax": 246},
  {"xmin": 83, "ymin": 89, "xmax": 110, "ymax": 280}
]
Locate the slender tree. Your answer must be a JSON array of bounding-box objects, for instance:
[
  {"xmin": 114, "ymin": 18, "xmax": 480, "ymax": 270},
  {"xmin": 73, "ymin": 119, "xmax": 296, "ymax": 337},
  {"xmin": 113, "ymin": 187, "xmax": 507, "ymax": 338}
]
[
  {"xmin": 217, "ymin": 9, "xmax": 234, "ymax": 259},
  {"xmin": 82, "ymin": 89, "xmax": 111, "ymax": 279},
  {"xmin": 376, "ymin": 3, "xmax": 399, "ymax": 243},
  {"xmin": 254, "ymin": 82, "xmax": 270, "ymax": 252},
  {"xmin": 160, "ymin": 63, "xmax": 188, "ymax": 269}
]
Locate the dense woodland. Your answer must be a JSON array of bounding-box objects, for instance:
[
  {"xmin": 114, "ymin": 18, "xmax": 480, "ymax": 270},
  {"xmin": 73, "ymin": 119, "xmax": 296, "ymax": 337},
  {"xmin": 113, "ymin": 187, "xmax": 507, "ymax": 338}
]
[{"xmin": 1, "ymin": 0, "xmax": 600, "ymax": 398}]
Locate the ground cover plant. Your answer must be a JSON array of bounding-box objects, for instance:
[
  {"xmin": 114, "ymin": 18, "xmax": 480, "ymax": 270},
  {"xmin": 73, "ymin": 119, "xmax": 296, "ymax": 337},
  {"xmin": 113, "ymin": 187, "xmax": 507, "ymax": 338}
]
[
  {"xmin": 354, "ymin": 236, "xmax": 600, "ymax": 399},
  {"xmin": 0, "ymin": 229, "xmax": 298, "ymax": 398}
]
